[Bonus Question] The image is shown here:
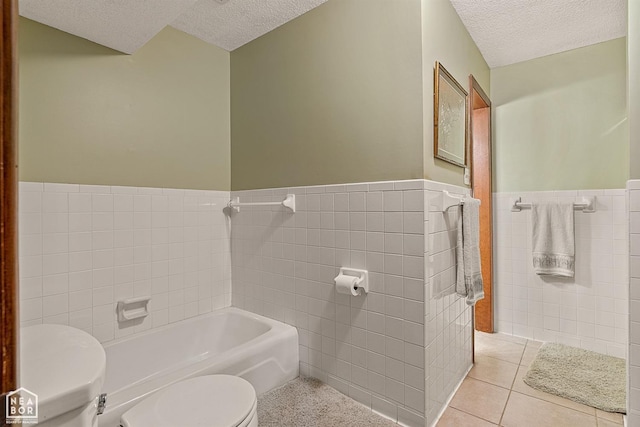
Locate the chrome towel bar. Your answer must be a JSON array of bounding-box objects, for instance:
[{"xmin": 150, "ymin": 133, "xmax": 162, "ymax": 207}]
[{"xmin": 511, "ymin": 196, "xmax": 595, "ymax": 213}]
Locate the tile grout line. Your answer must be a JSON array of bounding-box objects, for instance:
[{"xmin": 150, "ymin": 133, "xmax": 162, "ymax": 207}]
[
  {"xmin": 497, "ymin": 340, "xmax": 526, "ymax": 426},
  {"xmin": 514, "ymin": 339, "xmax": 529, "ymax": 388},
  {"xmin": 447, "ymin": 404, "xmax": 500, "ymax": 425},
  {"xmin": 463, "ymin": 375, "xmax": 513, "ymax": 392},
  {"xmin": 499, "ymin": 389, "xmax": 513, "ymax": 426}
]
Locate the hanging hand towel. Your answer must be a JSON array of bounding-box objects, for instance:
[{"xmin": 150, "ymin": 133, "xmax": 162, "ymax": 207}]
[
  {"xmin": 531, "ymin": 202, "xmax": 575, "ymax": 277},
  {"xmin": 456, "ymin": 197, "xmax": 484, "ymax": 306}
]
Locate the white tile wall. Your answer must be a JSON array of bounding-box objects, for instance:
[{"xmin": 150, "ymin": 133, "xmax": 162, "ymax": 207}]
[
  {"xmin": 493, "ymin": 190, "xmax": 628, "ymax": 358},
  {"xmin": 231, "ymin": 179, "xmax": 472, "ymax": 427},
  {"xmin": 19, "ymin": 182, "xmax": 231, "ymax": 343},
  {"xmin": 18, "ymin": 179, "xmax": 473, "ymax": 426},
  {"xmin": 628, "ymin": 180, "xmax": 640, "ymax": 426},
  {"xmin": 424, "ymin": 182, "xmax": 473, "ymax": 425}
]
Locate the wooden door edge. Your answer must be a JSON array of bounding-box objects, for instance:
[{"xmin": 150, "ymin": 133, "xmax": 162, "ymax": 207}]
[
  {"xmin": 1, "ymin": 0, "xmax": 20, "ymax": 406},
  {"xmin": 468, "ymin": 74, "xmax": 494, "ymax": 333}
]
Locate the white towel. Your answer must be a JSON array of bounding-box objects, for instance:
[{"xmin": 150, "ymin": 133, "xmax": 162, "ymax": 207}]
[
  {"xmin": 531, "ymin": 202, "xmax": 575, "ymax": 277},
  {"xmin": 456, "ymin": 197, "xmax": 484, "ymax": 306}
]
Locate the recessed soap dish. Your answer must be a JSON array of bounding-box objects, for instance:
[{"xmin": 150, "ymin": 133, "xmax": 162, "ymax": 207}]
[{"xmin": 117, "ymin": 296, "xmax": 151, "ymax": 322}]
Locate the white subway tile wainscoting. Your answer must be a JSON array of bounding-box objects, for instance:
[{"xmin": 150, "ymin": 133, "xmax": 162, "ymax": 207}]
[
  {"xmin": 19, "ymin": 182, "xmax": 231, "ymax": 344},
  {"xmin": 18, "ymin": 179, "xmax": 479, "ymax": 426},
  {"xmin": 493, "ymin": 190, "xmax": 628, "ymax": 358},
  {"xmin": 628, "ymin": 180, "xmax": 640, "ymax": 426},
  {"xmin": 231, "ymin": 179, "xmax": 473, "ymax": 427}
]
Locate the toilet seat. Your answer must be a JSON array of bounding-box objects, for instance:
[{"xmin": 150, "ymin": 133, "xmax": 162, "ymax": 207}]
[{"xmin": 121, "ymin": 375, "xmax": 257, "ymax": 427}]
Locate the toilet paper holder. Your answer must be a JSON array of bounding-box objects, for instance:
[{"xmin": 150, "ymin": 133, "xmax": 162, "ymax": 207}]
[{"xmin": 335, "ymin": 267, "xmax": 369, "ymax": 294}]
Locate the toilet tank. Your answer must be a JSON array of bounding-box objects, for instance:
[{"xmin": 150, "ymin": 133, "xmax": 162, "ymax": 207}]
[{"xmin": 20, "ymin": 324, "xmax": 106, "ymax": 427}]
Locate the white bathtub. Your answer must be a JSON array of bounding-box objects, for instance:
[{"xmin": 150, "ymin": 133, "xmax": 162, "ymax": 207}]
[{"xmin": 98, "ymin": 307, "xmax": 298, "ymax": 427}]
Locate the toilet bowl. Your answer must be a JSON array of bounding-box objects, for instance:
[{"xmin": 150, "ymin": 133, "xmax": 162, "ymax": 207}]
[{"xmin": 120, "ymin": 375, "xmax": 258, "ymax": 427}]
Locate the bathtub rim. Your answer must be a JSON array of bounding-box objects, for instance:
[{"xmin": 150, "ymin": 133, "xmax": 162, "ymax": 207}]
[
  {"xmin": 102, "ymin": 306, "xmax": 284, "ymax": 353},
  {"xmin": 99, "ymin": 307, "xmax": 298, "ymax": 426}
]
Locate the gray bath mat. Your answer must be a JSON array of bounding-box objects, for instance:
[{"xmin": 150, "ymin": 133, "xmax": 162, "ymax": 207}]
[
  {"xmin": 257, "ymin": 377, "xmax": 397, "ymax": 427},
  {"xmin": 523, "ymin": 343, "xmax": 626, "ymax": 413}
]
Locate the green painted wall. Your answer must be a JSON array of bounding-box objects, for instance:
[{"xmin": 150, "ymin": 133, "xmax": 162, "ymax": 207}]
[
  {"xmin": 230, "ymin": 0, "xmax": 424, "ymax": 190},
  {"xmin": 630, "ymin": 1, "xmax": 640, "ymax": 180},
  {"xmin": 19, "ymin": 18, "xmax": 231, "ymax": 190},
  {"xmin": 421, "ymin": 0, "xmax": 490, "ymax": 188},
  {"xmin": 491, "ymin": 38, "xmax": 628, "ymax": 192},
  {"xmin": 21, "ymin": 1, "xmax": 490, "ymax": 192}
]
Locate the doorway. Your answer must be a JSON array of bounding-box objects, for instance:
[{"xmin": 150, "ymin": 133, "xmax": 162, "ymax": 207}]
[{"xmin": 469, "ymin": 75, "xmax": 493, "ymax": 333}]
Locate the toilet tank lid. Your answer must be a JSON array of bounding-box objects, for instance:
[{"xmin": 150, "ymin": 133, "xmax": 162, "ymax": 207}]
[{"xmin": 20, "ymin": 324, "xmax": 106, "ymax": 422}]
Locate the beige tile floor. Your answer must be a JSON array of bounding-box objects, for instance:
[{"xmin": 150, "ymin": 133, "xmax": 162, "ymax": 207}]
[{"xmin": 437, "ymin": 332, "xmax": 625, "ymax": 427}]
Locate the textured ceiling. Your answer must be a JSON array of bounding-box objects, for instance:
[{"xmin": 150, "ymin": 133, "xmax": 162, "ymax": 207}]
[
  {"xmin": 449, "ymin": 0, "xmax": 628, "ymax": 68},
  {"xmin": 19, "ymin": 0, "xmax": 199, "ymax": 54},
  {"xmin": 171, "ymin": 0, "xmax": 328, "ymax": 51},
  {"xmin": 19, "ymin": 0, "xmax": 627, "ymax": 65},
  {"xmin": 18, "ymin": 0, "xmax": 328, "ymax": 54}
]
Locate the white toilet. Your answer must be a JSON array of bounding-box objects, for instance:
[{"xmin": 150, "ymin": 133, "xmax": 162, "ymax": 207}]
[
  {"xmin": 120, "ymin": 375, "xmax": 258, "ymax": 427},
  {"xmin": 21, "ymin": 324, "xmax": 257, "ymax": 427},
  {"xmin": 21, "ymin": 324, "xmax": 107, "ymax": 427}
]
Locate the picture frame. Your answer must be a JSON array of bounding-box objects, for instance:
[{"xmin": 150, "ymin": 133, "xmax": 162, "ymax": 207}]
[{"xmin": 434, "ymin": 61, "xmax": 468, "ymax": 168}]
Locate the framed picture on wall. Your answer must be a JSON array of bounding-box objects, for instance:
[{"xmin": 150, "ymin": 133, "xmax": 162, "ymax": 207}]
[{"xmin": 434, "ymin": 61, "xmax": 468, "ymax": 167}]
